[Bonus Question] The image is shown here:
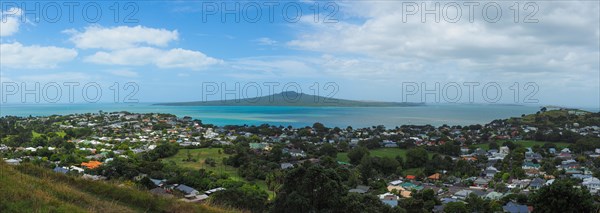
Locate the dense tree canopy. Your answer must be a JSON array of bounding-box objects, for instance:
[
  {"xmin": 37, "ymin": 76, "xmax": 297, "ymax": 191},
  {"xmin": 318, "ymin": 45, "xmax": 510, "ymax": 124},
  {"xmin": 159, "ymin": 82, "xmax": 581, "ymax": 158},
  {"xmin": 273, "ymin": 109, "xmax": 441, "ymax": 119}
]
[{"xmin": 529, "ymin": 179, "xmax": 595, "ymax": 212}]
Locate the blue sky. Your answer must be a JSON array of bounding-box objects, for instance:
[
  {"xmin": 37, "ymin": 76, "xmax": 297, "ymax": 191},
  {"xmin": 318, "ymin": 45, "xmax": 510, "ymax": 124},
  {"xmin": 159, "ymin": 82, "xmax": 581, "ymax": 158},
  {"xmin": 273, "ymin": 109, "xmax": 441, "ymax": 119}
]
[{"xmin": 1, "ymin": 1, "xmax": 599, "ymax": 109}]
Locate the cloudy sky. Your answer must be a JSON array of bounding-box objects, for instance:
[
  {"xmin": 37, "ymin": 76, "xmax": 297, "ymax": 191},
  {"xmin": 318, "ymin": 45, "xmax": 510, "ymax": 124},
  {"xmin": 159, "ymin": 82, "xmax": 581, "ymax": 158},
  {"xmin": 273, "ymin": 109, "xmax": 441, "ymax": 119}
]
[{"xmin": 0, "ymin": 1, "xmax": 598, "ymax": 108}]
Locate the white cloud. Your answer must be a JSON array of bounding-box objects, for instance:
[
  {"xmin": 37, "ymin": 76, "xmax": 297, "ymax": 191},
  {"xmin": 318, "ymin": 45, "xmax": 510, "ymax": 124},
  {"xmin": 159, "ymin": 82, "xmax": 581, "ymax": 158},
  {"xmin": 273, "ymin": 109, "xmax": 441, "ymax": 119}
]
[
  {"xmin": 0, "ymin": 7, "xmax": 22, "ymax": 37},
  {"xmin": 288, "ymin": 2, "xmax": 599, "ymax": 73},
  {"xmin": 106, "ymin": 69, "xmax": 139, "ymax": 77},
  {"xmin": 0, "ymin": 42, "xmax": 78, "ymax": 69},
  {"xmin": 255, "ymin": 37, "xmax": 278, "ymax": 46},
  {"xmin": 65, "ymin": 25, "xmax": 179, "ymax": 50},
  {"xmin": 284, "ymin": 1, "xmax": 599, "ymax": 104},
  {"xmin": 156, "ymin": 48, "xmax": 222, "ymax": 69},
  {"xmin": 17, "ymin": 72, "xmax": 91, "ymax": 82},
  {"xmin": 86, "ymin": 47, "xmax": 222, "ymax": 70}
]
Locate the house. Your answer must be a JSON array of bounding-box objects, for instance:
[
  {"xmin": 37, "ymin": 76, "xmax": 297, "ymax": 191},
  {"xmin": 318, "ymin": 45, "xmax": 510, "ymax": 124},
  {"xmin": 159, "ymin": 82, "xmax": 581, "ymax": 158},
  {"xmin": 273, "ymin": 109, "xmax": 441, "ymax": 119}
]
[
  {"xmin": 349, "ymin": 185, "xmax": 370, "ymax": 194},
  {"xmin": 288, "ymin": 149, "xmax": 307, "ymax": 158},
  {"xmin": 4, "ymin": 159, "xmax": 20, "ymax": 165},
  {"xmin": 428, "ymin": 173, "xmax": 441, "ymax": 180},
  {"xmin": 499, "ymin": 146, "xmax": 510, "ymax": 155},
  {"xmin": 150, "ymin": 178, "xmax": 167, "ymax": 187},
  {"xmin": 389, "ymin": 180, "xmax": 403, "ymax": 186},
  {"xmin": 582, "ymin": 177, "xmax": 600, "ymax": 194},
  {"xmin": 70, "ymin": 166, "xmax": 84, "ymax": 173},
  {"xmin": 454, "ymin": 190, "xmax": 472, "ymax": 200},
  {"xmin": 53, "ymin": 167, "xmax": 69, "ymax": 174},
  {"xmin": 485, "ymin": 166, "xmax": 499, "ymax": 178},
  {"xmin": 280, "ymin": 163, "xmax": 294, "ymax": 169},
  {"xmin": 503, "ymin": 201, "xmax": 529, "ymax": 213},
  {"xmin": 185, "ymin": 194, "xmax": 209, "ymax": 202},
  {"xmin": 561, "ymin": 159, "xmax": 579, "ymax": 170},
  {"xmin": 387, "ymin": 185, "xmax": 412, "ymax": 198},
  {"xmin": 484, "ymin": 191, "xmax": 504, "ymax": 200},
  {"xmin": 474, "ymin": 177, "xmax": 490, "ymax": 187},
  {"xmin": 529, "ymin": 178, "xmax": 545, "ymax": 190},
  {"xmin": 249, "ymin": 143, "xmax": 268, "ymax": 150},
  {"xmin": 441, "ymin": 197, "xmax": 461, "ymax": 204},
  {"xmin": 525, "ymin": 152, "xmax": 543, "ymax": 162},
  {"xmin": 175, "ymin": 184, "xmax": 200, "ymax": 196},
  {"xmin": 522, "ymin": 161, "xmax": 541, "ymax": 170},
  {"xmin": 81, "ymin": 160, "xmax": 103, "ymax": 169},
  {"xmin": 378, "ymin": 193, "xmax": 399, "ymax": 207},
  {"xmin": 205, "ymin": 187, "xmax": 225, "ymax": 195}
]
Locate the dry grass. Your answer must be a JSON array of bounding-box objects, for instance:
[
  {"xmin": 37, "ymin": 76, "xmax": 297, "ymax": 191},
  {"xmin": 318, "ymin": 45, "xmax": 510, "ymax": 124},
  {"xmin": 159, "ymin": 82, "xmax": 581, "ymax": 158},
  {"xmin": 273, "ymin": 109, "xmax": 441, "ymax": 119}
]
[{"xmin": 0, "ymin": 162, "xmax": 238, "ymax": 213}]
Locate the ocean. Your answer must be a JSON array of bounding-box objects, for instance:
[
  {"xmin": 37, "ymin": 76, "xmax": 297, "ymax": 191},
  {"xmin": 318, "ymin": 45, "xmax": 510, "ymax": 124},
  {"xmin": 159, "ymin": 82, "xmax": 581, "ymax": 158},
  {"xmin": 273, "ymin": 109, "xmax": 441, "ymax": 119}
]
[{"xmin": 0, "ymin": 103, "xmax": 556, "ymax": 128}]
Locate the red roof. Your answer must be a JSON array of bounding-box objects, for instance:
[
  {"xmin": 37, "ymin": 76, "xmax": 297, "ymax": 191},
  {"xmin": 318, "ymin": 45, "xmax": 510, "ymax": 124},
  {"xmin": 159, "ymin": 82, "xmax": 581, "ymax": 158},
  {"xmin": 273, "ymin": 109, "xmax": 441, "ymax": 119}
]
[{"xmin": 406, "ymin": 175, "xmax": 416, "ymax": 180}]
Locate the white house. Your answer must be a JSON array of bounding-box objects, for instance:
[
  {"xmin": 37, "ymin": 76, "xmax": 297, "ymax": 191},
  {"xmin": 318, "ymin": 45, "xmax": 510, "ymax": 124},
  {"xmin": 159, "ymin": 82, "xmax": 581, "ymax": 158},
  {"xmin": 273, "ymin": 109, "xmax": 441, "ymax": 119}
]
[{"xmin": 582, "ymin": 177, "xmax": 600, "ymax": 194}]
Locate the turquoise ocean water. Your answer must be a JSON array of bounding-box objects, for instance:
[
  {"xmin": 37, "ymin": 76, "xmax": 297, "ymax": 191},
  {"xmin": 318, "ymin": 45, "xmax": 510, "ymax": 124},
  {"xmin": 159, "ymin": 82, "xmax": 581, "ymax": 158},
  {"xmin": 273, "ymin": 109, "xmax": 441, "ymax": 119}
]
[{"xmin": 0, "ymin": 103, "xmax": 564, "ymax": 128}]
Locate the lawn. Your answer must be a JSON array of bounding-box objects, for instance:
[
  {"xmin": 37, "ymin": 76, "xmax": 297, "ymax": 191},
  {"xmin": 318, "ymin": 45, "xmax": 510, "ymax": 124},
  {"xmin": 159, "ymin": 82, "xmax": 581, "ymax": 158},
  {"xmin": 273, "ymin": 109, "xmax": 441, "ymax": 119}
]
[
  {"xmin": 473, "ymin": 140, "xmax": 571, "ymax": 150},
  {"xmin": 163, "ymin": 148, "xmax": 274, "ymax": 199},
  {"xmin": 337, "ymin": 148, "xmax": 431, "ymax": 177},
  {"xmin": 163, "ymin": 148, "xmax": 241, "ymax": 180},
  {"xmin": 32, "ymin": 131, "xmax": 67, "ymax": 138}
]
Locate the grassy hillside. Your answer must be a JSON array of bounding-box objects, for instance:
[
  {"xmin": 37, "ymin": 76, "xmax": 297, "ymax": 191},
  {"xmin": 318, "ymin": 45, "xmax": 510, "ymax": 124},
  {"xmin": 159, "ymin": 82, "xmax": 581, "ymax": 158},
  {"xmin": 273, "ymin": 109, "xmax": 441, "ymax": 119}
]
[
  {"xmin": 0, "ymin": 162, "xmax": 235, "ymax": 213},
  {"xmin": 163, "ymin": 148, "xmax": 274, "ymax": 199},
  {"xmin": 163, "ymin": 148, "xmax": 239, "ymax": 180}
]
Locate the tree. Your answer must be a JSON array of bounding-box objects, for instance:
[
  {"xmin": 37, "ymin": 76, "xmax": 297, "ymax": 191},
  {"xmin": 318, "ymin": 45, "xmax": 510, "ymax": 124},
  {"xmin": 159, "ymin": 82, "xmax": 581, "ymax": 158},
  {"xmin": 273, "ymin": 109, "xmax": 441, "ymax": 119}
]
[
  {"xmin": 272, "ymin": 164, "xmax": 345, "ymax": 213},
  {"xmin": 444, "ymin": 202, "xmax": 468, "ymax": 213},
  {"xmin": 319, "ymin": 143, "xmax": 338, "ymax": 158},
  {"xmin": 266, "ymin": 170, "xmax": 285, "ymax": 197},
  {"xmin": 339, "ymin": 193, "xmax": 400, "ymax": 213},
  {"xmin": 529, "ymin": 179, "xmax": 594, "ymax": 212},
  {"xmin": 347, "ymin": 147, "xmax": 370, "ymax": 165},
  {"xmin": 406, "ymin": 148, "xmax": 428, "ymax": 168},
  {"xmin": 211, "ymin": 184, "xmax": 268, "ymax": 212},
  {"xmin": 489, "ymin": 141, "xmax": 499, "ymax": 150},
  {"xmin": 312, "ymin": 122, "xmax": 326, "ymax": 133}
]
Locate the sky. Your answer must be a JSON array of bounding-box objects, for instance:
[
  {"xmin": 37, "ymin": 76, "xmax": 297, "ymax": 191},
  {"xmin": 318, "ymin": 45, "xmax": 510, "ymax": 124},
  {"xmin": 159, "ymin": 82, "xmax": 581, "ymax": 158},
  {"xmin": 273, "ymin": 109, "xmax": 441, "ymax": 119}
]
[{"xmin": 0, "ymin": 0, "xmax": 599, "ymax": 109}]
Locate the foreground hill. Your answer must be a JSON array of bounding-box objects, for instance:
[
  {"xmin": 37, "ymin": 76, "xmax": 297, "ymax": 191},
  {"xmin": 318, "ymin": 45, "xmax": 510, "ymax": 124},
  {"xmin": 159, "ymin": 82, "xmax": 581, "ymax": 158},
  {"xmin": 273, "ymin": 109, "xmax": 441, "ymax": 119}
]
[
  {"xmin": 0, "ymin": 162, "xmax": 232, "ymax": 213},
  {"xmin": 156, "ymin": 91, "xmax": 424, "ymax": 107}
]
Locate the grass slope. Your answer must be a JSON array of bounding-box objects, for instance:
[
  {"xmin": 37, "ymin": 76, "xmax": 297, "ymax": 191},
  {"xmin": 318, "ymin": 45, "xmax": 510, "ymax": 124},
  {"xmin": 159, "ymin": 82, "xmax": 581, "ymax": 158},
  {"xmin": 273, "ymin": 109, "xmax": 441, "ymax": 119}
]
[
  {"xmin": 163, "ymin": 148, "xmax": 240, "ymax": 181},
  {"xmin": 163, "ymin": 148, "xmax": 274, "ymax": 199},
  {"xmin": 0, "ymin": 162, "xmax": 233, "ymax": 213}
]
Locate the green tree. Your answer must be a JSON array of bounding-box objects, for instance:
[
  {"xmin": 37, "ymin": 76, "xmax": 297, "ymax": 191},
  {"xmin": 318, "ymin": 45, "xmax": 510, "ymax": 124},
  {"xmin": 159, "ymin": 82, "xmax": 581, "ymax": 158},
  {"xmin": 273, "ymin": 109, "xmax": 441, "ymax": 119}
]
[
  {"xmin": 272, "ymin": 164, "xmax": 345, "ymax": 213},
  {"xmin": 529, "ymin": 179, "xmax": 594, "ymax": 212},
  {"xmin": 348, "ymin": 147, "xmax": 370, "ymax": 165},
  {"xmin": 211, "ymin": 184, "xmax": 268, "ymax": 212},
  {"xmin": 320, "ymin": 143, "xmax": 338, "ymax": 158},
  {"xmin": 444, "ymin": 202, "xmax": 468, "ymax": 213},
  {"xmin": 406, "ymin": 148, "xmax": 428, "ymax": 168}
]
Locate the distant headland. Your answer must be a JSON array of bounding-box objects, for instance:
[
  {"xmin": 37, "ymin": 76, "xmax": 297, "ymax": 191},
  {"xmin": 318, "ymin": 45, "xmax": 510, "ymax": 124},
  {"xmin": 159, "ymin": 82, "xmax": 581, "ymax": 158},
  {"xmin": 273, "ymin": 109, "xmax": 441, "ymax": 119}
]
[{"xmin": 155, "ymin": 91, "xmax": 424, "ymax": 107}]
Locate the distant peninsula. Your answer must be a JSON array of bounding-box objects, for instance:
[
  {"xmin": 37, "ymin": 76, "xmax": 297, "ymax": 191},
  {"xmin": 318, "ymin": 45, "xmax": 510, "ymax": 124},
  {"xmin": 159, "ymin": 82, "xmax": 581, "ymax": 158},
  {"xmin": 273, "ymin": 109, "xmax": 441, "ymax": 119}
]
[{"xmin": 155, "ymin": 91, "xmax": 424, "ymax": 107}]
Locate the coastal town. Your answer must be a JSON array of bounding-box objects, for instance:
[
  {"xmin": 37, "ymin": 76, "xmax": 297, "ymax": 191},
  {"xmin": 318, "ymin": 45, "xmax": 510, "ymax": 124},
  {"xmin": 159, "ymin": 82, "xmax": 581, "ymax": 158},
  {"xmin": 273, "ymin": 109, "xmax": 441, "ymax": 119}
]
[{"xmin": 2, "ymin": 108, "xmax": 600, "ymax": 212}]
